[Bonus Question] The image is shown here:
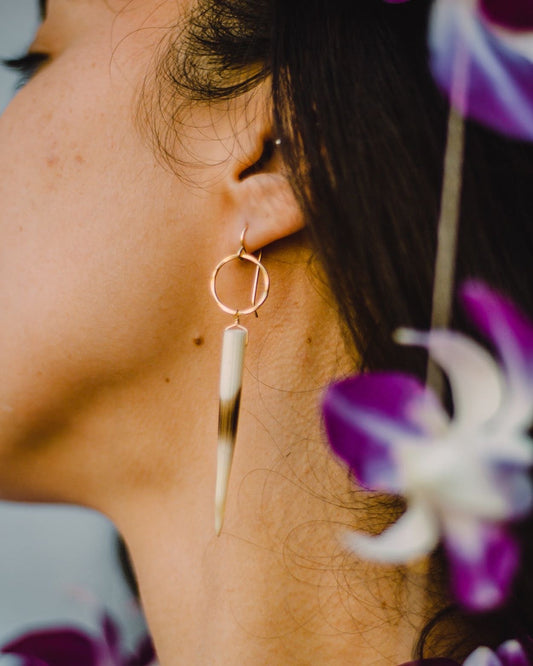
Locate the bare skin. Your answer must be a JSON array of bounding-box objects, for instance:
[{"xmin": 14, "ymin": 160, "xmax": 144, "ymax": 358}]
[{"xmin": 0, "ymin": 1, "xmax": 430, "ymax": 663}]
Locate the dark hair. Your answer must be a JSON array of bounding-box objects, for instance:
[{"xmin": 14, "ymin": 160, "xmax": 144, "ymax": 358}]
[{"xmin": 155, "ymin": 0, "xmax": 533, "ymax": 660}]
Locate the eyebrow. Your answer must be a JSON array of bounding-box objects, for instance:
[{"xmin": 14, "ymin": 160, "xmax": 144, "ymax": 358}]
[{"xmin": 39, "ymin": 0, "xmax": 47, "ymax": 19}]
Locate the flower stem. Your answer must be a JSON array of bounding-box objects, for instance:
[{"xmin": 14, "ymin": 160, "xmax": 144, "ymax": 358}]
[{"xmin": 427, "ymin": 17, "xmax": 470, "ymax": 394}]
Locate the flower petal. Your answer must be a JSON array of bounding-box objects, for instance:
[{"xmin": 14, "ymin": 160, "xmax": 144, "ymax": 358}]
[
  {"xmin": 490, "ymin": 465, "xmax": 533, "ymax": 519},
  {"xmin": 484, "ymin": 27, "xmax": 533, "ymax": 64},
  {"xmin": 429, "ymin": 0, "xmax": 533, "ymax": 141},
  {"xmin": 463, "ymin": 647, "xmax": 502, "ymax": 666},
  {"xmin": 125, "ymin": 636, "xmax": 156, "ymax": 666},
  {"xmin": 101, "ymin": 613, "xmax": 121, "ymax": 661},
  {"xmin": 480, "ymin": 435, "xmax": 533, "ymax": 467},
  {"xmin": 496, "ymin": 640, "xmax": 530, "ymax": 666},
  {"xmin": 344, "ymin": 500, "xmax": 439, "ymax": 564},
  {"xmin": 460, "ymin": 281, "xmax": 533, "ymax": 429},
  {"xmin": 415, "ymin": 452, "xmax": 518, "ymax": 520},
  {"xmin": 480, "ymin": 0, "xmax": 533, "ymax": 31},
  {"xmin": 1, "ymin": 629, "xmax": 99, "ymax": 666},
  {"xmin": 443, "ymin": 515, "xmax": 520, "ymax": 611},
  {"xmin": 396, "ymin": 328, "xmax": 503, "ymax": 429},
  {"xmin": 323, "ymin": 373, "xmax": 447, "ymax": 492}
]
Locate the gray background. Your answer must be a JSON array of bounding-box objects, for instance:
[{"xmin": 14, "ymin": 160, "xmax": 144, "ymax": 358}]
[
  {"xmin": 0, "ymin": 1, "xmax": 147, "ymax": 656},
  {"xmin": 0, "ymin": 0, "xmax": 39, "ymax": 111}
]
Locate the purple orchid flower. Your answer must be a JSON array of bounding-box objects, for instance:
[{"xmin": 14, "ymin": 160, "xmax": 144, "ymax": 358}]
[
  {"xmin": 398, "ymin": 639, "xmax": 531, "ymax": 665},
  {"xmin": 322, "ymin": 281, "xmax": 533, "ymax": 612},
  {"xmin": 0, "ymin": 614, "xmax": 155, "ymax": 666},
  {"xmin": 428, "ymin": 0, "xmax": 533, "ymax": 141}
]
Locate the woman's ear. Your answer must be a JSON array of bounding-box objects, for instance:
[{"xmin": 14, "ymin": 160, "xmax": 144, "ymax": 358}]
[{"xmin": 228, "ymin": 137, "xmax": 305, "ymax": 253}]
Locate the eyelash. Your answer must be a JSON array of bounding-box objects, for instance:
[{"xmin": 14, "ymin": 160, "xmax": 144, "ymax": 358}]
[{"xmin": 2, "ymin": 52, "xmax": 50, "ymax": 89}]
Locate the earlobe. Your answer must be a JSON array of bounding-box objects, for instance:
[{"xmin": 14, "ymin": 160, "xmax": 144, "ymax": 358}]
[{"xmin": 230, "ymin": 139, "xmax": 305, "ymax": 253}]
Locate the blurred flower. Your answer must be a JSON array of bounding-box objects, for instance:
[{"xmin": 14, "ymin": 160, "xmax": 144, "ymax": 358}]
[
  {"xmin": 464, "ymin": 639, "xmax": 530, "ymax": 665},
  {"xmin": 322, "ymin": 281, "xmax": 533, "ymax": 611},
  {"xmin": 0, "ymin": 614, "xmax": 155, "ymax": 666},
  {"xmin": 399, "ymin": 638, "xmax": 530, "ymax": 665},
  {"xmin": 429, "ymin": 0, "xmax": 533, "ymax": 140}
]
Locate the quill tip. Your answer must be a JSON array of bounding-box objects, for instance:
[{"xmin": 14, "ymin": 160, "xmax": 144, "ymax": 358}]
[
  {"xmin": 215, "ymin": 509, "xmax": 224, "ymax": 537},
  {"xmin": 215, "ymin": 440, "xmax": 234, "ymax": 536}
]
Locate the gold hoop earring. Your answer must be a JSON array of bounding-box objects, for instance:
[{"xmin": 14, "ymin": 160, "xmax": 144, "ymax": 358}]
[{"xmin": 210, "ymin": 227, "xmax": 270, "ymax": 536}]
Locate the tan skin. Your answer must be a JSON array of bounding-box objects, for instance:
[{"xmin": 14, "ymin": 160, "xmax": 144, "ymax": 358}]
[{"xmin": 0, "ymin": 1, "xmax": 430, "ymax": 663}]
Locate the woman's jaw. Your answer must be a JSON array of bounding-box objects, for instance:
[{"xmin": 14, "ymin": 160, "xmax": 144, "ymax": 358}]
[{"xmin": 0, "ymin": 0, "xmax": 297, "ymax": 502}]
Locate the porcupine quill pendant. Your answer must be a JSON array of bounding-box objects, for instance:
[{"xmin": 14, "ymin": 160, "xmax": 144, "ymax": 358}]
[
  {"xmin": 214, "ymin": 323, "xmax": 247, "ymax": 536},
  {"xmin": 210, "ymin": 228, "xmax": 270, "ymax": 536}
]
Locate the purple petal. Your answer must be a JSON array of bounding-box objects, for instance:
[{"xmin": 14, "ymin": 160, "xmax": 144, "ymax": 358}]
[
  {"xmin": 460, "ymin": 281, "xmax": 533, "ymax": 427},
  {"xmin": 443, "ymin": 516, "xmax": 520, "ymax": 611},
  {"xmin": 1, "ymin": 629, "xmax": 99, "ymax": 666},
  {"xmin": 497, "ymin": 640, "xmax": 530, "ymax": 666},
  {"xmin": 397, "ymin": 328, "xmax": 503, "ymax": 429},
  {"xmin": 322, "ymin": 373, "xmax": 446, "ymax": 492},
  {"xmin": 463, "ymin": 647, "xmax": 502, "ymax": 666},
  {"xmin": 344, "ymin": 500, "xmax": 439, "ymax": 563},
  {"xmin": 429, "ymin": 0, "xmax": 533, "ymax": 141},
  {"xmin": 480, "ymin": 0, "xmax": 533, "ymax": 31}
]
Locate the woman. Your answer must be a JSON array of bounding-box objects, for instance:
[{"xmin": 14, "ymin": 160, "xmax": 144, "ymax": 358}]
[{"xmin": 1, "ymin": 0, "xmax": 533, "ymax": 663}]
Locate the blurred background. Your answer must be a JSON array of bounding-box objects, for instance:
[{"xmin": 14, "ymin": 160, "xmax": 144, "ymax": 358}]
[
  {"xmin": 0, "ymin": 0, "xmax": 38, "ymax": 110},
  {"xmin": 0, "ymin": 1, "xmax": 147, "ymax": 658}
]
